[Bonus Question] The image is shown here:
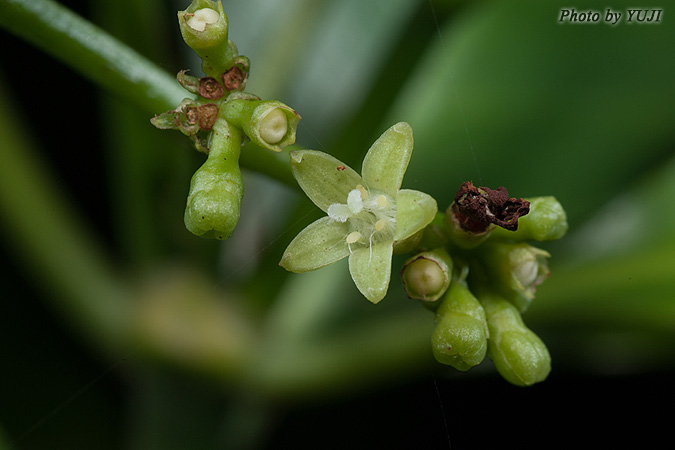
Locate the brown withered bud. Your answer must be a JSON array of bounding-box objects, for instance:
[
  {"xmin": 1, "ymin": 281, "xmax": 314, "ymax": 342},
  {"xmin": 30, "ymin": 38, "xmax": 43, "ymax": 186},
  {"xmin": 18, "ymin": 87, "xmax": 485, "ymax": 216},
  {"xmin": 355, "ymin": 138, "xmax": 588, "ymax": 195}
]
[
  {"xmin": 451, "ymin": 181, "xmax": 529, "ymax": 232},
  {"xmin": 198, "ymin": 103, "xmax": 219, "ymax": 131},
  {"xmin": 198, "ymin": 76, "xmax": 225, "ymax": 99},
  {"xmin": 222, "ymin": 65, "xmax": 247, "ymax": 91}
]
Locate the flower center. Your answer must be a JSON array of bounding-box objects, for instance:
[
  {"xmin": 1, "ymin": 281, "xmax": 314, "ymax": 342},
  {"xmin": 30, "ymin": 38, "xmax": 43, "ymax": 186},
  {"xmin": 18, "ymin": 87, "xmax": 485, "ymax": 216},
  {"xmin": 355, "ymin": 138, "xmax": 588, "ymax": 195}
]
[{"xmin": 327, "ymin": 185, "xmax": 396, "ymax": 247}]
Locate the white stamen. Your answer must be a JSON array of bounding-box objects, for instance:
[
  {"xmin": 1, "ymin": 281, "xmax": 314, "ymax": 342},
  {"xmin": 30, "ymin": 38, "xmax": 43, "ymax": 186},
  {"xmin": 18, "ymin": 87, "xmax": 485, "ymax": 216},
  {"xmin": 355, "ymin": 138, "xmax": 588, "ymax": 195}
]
[
  {"xmin": 327, "ymin": 204, "xmax": 351, "ymax": 222},
  {"xmin": 186, "ymin": 8, "xmax": 220, "ymax": 32},
  {"xmin": 347, "ymin": 189, "xmax": 364, "ymax": 214}
]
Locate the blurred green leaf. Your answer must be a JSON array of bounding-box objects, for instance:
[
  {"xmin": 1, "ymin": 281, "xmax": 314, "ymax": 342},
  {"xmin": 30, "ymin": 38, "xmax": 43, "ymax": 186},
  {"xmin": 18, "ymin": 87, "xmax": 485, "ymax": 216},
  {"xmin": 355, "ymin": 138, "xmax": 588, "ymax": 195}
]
[{"xmin": 388, "ymin": 0, "xmax": 675, "ymax": 225}]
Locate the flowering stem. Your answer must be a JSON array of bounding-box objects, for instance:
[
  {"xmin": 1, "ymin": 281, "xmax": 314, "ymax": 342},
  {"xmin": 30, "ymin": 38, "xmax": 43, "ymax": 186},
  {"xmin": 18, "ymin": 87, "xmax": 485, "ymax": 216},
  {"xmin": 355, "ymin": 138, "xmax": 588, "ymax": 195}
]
[{"xmin": 0, "ymin": 0, "xmax": 298, "ymax": 188}]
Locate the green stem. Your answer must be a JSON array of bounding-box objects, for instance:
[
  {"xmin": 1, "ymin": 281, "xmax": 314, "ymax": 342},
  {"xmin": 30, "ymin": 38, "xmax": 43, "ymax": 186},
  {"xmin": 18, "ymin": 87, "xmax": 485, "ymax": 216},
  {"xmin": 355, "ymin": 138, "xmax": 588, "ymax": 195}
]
[
  {"xmin": 0, "ymin": 0, "xmax": 297, "ymax": 187},
  {"xmin": 0, "ymin": 78, "xmax": 131, "ymax": 354},
  {"xmin": 0, "ymin": 0, "xmax": 184, "ymax": 114},
  {"xmin": 95, "ymin": 0, "xmax": 181, "ymax": 268}
]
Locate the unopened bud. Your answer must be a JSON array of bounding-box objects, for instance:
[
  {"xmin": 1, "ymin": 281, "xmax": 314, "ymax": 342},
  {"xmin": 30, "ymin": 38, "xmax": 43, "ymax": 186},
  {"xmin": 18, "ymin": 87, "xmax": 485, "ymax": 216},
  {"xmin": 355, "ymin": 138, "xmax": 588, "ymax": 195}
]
[
  {"xmin": 490, "ymin": 196, "xmax": 568, "ymax": 242},
  {"xmin": 479, "ymin": 290, "xmax": 551, "ymax": 386},
  {"xmin": 184, "ymin": 119, "xmax": 243, "ymax": 240},
  {"xmin": 431, "ymin": 281, "xmax": 488, "ymax": 371},
  {"xmin": 478, "ymin": 242, "xmax": 550, "ymax": 312},
  {"xmin": 178, "ymin": 1, "xmax": 237, "ymax": 80},
  {"xmin": 400, "ymin": 247, "xmax": 452, "ymax": 302},
  {"xmin": 221, "ymin": 99, "xmax": 301, "ymax": 152}
]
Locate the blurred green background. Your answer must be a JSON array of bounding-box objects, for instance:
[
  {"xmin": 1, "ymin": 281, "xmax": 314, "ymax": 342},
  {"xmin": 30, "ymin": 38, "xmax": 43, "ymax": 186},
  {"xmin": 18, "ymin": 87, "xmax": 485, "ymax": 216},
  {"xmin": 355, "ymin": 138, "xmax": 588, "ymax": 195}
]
[{"xmin": 1, "ymin": 0, "xmax": 674, "ymax": 448}]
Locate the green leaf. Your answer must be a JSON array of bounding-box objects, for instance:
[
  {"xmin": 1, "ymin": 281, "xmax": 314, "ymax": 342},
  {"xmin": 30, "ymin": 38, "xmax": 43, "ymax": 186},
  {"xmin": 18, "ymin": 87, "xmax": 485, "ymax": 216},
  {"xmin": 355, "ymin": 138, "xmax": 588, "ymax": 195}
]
[
  {"xmin": 389, "ymin": 1, "xmax": 675, "ymax": 225},
  {"xmin": 279, "ymin": 217, "xmax": 350, "ymax": 273},
  {"xmin": 361, "ymin": 122, "xmax": 413, "ymax": 197},
  {"xmin": 289, "ymin": 150, "xmax": 362, "ymax": 212},
  {"xmin": 348, "ymin": 241, "xmax": 393, "ymax": 304},
  {"xmin": 394, "ymin": 189, "xmax": 438, "ymax": 242}
]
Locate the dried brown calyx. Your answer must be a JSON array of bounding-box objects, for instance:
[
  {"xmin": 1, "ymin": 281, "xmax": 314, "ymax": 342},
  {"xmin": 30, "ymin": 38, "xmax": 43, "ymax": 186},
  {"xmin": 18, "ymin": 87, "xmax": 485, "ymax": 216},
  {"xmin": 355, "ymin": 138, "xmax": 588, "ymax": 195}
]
[
  {"xmin": 198, "ymin": 76, "xmax": 225, "ymax": 99},
  {"xmin": 222, "ymin": 65, "xmax": 247, "ymax": 91},
  {"xmin": 197, "ymin": 103, "xmax": 219, "ymax": 131},
  {"xmin": 451, "ymin": 181, "xmax": 530, "ymax": 233}
]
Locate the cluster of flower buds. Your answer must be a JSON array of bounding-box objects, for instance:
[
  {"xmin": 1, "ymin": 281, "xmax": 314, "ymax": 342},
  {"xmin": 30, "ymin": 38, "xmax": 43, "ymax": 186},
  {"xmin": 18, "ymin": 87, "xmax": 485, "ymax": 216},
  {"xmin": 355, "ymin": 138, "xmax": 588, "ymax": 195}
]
[
  {"xmin": 151, "ymin": 0, "xmax": 301, "ymax": 240},
  {"xmin": 399, "ymin": 182, "xmax": 568, "ymax": 385}
]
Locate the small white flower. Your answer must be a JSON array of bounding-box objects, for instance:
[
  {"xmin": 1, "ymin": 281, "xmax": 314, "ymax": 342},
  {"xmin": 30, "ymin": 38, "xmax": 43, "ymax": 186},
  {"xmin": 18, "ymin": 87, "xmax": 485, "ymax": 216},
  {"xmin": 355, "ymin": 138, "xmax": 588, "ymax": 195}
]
[{"xmin": 279, "ymin": 122, "xmax": 437, "ymax": 303}]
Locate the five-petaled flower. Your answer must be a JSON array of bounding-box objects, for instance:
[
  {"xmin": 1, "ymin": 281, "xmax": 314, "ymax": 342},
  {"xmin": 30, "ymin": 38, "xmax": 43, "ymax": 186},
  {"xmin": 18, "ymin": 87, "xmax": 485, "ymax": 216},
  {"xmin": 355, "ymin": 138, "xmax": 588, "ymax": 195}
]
[{"xmin": 279, "ymin": 122, "xmax": 437, "ymax": 303}]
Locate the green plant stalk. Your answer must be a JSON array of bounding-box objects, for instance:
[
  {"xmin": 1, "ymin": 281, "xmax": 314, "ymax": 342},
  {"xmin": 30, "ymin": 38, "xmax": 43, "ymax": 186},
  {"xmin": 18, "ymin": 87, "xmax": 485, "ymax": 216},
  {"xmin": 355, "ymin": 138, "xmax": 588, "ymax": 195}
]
[
  {"xmin": 0, "ymin": 0, "xmax": 184, "ymax": 114},
  {"xmin": 95, "ymin": 0, "xmax": 182, "ymax": 268},
  {"xmin": 0, "ymin": 83, "xmax": 131, "ymax": 354},
  {"xmin": 0, "ymin": 0, "xmax": 297, "ymax": 188}
]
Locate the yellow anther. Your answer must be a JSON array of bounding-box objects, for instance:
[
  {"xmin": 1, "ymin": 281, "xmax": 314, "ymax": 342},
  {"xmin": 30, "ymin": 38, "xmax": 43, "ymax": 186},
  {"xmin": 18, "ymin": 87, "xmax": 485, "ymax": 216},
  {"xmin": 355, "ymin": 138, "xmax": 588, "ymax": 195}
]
[
  {"xmin": 346, "ymin": 231, "xmax": 362, "ymax": 244},
  {"xmin": 356, "ymin": 184, "xmax": 369, "ymax": 200},
  {"xmin": 377, "ymin": 194, "xmax": 388, "ymax": 208},
  {"xmin": 374, "ymin": 219, "xmax": 386, "ymax": 231}
]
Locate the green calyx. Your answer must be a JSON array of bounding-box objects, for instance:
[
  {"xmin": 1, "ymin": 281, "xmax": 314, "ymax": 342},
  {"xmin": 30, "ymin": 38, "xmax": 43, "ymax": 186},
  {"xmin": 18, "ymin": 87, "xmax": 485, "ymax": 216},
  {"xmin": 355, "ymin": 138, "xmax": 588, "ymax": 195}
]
[{"xmin": 221, "ymin": 99, "xmax": 302, "ymax": 152}]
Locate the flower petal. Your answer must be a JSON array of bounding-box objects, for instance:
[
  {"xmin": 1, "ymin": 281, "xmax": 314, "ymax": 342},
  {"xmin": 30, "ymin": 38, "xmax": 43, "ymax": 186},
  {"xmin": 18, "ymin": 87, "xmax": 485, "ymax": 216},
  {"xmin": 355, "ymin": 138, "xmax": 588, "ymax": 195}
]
[
  {"xmin": 280, "ymin": 217, "xmax": 350, "ymax": 272},
  {"xmin": 361, "ymin": 122, "xmax": 413, "ymax": 196},
  {"xmin": 348, "ymin": 241, "xmax": 393, "ymax": 304},
  {"xmin": 394, "ymin": 189, "xmax": 438, "ymax": 242},
  {"xmin": 290, "ymin": 150, "xmax": 363, "ymax": 212}
]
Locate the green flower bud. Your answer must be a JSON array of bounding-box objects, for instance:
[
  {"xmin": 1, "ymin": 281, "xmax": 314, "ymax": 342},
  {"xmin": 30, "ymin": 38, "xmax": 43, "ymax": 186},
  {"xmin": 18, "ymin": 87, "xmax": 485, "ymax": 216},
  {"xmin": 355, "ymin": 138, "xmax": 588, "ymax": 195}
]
[
  {"xmin": 400, "ymin": 247, "xmax": 453, "ymax": 302},
  {"xmin": 479, "ymin": 290, "xmax": 551, "ymax": 386},
  {"xmin": 221, "ymin": 98, "xmax": 301, "ymax": 152},
  {"xmin": 178, "ymin": 0, "xmax": 237, "ymax": 80},
  {"xmin": 184, "ymin": 118, "xmax": 243, "ymax": 239},
  {"xmin": 490, "ymin": 196, "xmax": 568, "ymax": 242},
  {"xmin": 431, "ymin": 281, "xmax": 488, "ymax": 371},
  {"xmin": 479, "ymin": 242, "xmax": 551, "ymax": 312}
]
